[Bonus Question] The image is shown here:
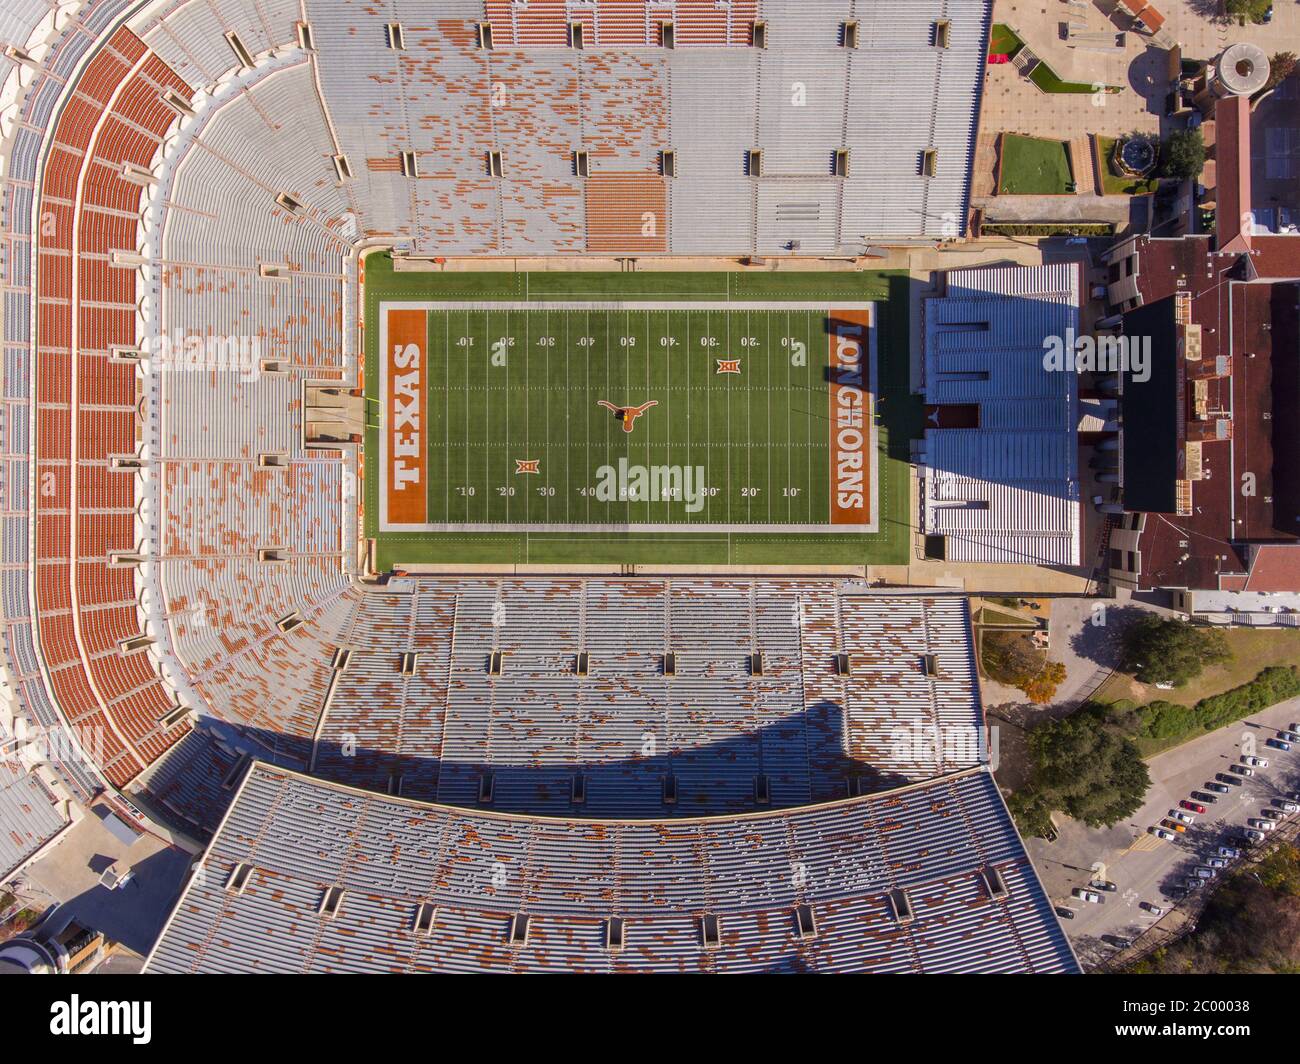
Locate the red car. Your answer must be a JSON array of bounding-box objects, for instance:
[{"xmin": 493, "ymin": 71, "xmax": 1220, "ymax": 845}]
[{"xmin": 1180, "ymin": 800, "xmax": 1206, "ymax": 814}]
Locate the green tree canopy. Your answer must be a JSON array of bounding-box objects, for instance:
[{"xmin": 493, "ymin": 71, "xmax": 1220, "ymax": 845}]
[
  {"xmin": 1119, "ymin": 614, "xmax": 1230, "ymax": 687},
  {"xmin": 1161, "ymin": 129, "xmax": 1206, "ymax": 180},
  {"xmin": 1024, "ymin": 706, "xmax": 1151, "ymax": 828}
]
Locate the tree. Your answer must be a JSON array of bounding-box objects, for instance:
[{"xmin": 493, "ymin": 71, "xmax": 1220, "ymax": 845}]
[
  {"xmin": 1263, "ymin": 52, "xmax": 1297, "ymax": 93},
  {"xmin": 1160, "ymin": 129, "xmax": 1205, "ymax": 180},
  {"xmin": 1225, "ymin": 0, "xmax": 1274, "ymax": 24},
  {"xmin": 1022, "ymin": 660, "xmax": 1067, "ymax": 705},
  {"xmin": 1025, "ymin": 705, "xmax": 1150, "ymax": 828},
  {"xmin": 981, "ymin": 631, "xmax": 1067, "ymax": 702},
  {"xmin": 1119, "ymin": 614, "xmax": 1230, "ymax": 687}
]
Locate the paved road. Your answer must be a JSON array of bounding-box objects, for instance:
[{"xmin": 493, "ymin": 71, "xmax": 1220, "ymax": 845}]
[{"xmin": 1025, "ymin": 697, "xmax": 1300, "ymax": 963}]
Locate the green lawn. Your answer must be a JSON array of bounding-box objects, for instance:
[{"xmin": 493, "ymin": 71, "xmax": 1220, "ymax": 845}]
[
  {"xmin": 1096, "ymin": 136, "xmax": 1159, "ymax": 196},
  {"xmin": 998, "ymin": 134, "xmax": 1075, "ymax": 195},
  {"xmin": 362, "ymin": 255, "xmax": 918, "ymax": 567},
  {"xmin": 988, "ymin": 23, "xmax": 1023, "ymax": 58}
]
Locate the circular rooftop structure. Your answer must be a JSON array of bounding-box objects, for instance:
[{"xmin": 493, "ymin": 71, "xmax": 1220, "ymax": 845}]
[{"xmin": 1216, "ymin": 42, "xmax": 1270, "ymax": 97}]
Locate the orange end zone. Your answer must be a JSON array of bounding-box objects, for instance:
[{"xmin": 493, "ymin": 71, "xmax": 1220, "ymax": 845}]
[
  {"xmin": 384, "ymin": 308, "xmax": 428, "ymax": 525},
  {"xmin": 829, "ymin": 307, "xmax": 873, "ymax": 526}
]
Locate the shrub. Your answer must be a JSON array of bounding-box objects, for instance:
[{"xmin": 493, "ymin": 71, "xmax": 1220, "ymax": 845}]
[{"xmin": 1119, "ymin": 615, "xmax": 1230, "ymax": 686}]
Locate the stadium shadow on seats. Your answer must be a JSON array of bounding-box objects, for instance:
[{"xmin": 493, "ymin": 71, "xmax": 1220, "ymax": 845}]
[{"xmin": 134, "ymin": 701, "xmax": 922, "ymax": 838}]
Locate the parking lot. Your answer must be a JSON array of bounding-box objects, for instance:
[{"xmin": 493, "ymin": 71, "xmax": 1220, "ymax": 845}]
[{"xmin": 1025, "ymin": 697, "xmax": 1300, "ymax": 964}]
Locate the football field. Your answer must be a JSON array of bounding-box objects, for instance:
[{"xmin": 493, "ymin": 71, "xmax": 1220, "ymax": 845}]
[{"xmin": 362, "ymin": 257, "xmax": 915, "ymax": 566}]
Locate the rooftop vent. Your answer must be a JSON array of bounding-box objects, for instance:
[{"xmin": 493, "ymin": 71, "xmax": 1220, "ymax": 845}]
[
  {"xmin": 162, "ymin": 88, "xmax": 195, "ymax": 116},
  {"xmin": 224, "ymin": 31, "xmax": 255, "ymax": 69},
  {"xmin": 662, "ymin": 774, "xmax": 678, "ymax": 805},
  {"xmin": 275, "ymin": 611, "xmax": 303, "ymax": 634},
  {"xmin": 226, "ymin": 862, "xmax": 254, "ymax": 894},
  {"xmin": 413, "ymin": 902, "xmax": 437, "ymax": 936},
  {"xmin": 700, "ymin": 913, "xmax": 721, "ymax": 950},
  {"xmin": 507, "ymin": 912, "xmax": 530, "ymax": 947},
  {"xmin": 981, "ymin": 867, "xmax": 1009, "ymax": 900},
  {"xmin": 888, "ymin": 888, "xmax": 915, "ymax": 925},
  {"xmin": 319, "ymin": 886, "xmax": 346, "ymax": 919},
  {"xmin": 605, "ymin": 916, "xmax": 625, "ymax": 952}
]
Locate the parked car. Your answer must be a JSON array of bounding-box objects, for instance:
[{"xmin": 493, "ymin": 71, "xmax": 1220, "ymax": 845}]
[
  {"xmin": 1205, "ymin": 782, "xmax": 1231, "ymax": 794},
  {"xmin": 1194, "ymin": 867, "xmax": 1216, "ymax": 879},
  {"xmin": 1266, "ymin": 738, "xmax": 1292, "ymax": 752},
  {"xmin": 1229, "ymin": 764, "xmax": 1254, "ymax": 777},
  {"xmin": 1161, "ymin": 819, "xmax": 1188, "ymax": 833},
  {"xmin": 1184, "ymin": 878, "xmax": 1204, "ymax": 891},
  {"xmin": 1140, "ymin": 901, "xmax": 1164, "ymax": 915},
  {"xmin": 1250, "ymin": 818, "xmax": 1277, "ymax": 831},
  {"xmin": 1072, "ymin": 888, "xmax": 1102, "ymax": 903},
  {"xmin": 1206, "ymin": 857, "xmax": 1228, "ymax": 868},
  {"xmin": 1054, "ymin": 906, "xmax": 1076, "ymax": 919},
  {"xmin": 1279, "ymin": 730, "xmax": 1299, "ymax": 743},
  {"xmin": 1242, "ymin": 828, "xmax": 1266, "ymax": 842},
  {"xmin": 1092, "ymin": 880, "xmax": 1118, "ymax": 893},
  {"xmin": 1191, "ymin": 792, "xmax": 1219, "ymax": 804},
  {"xmin": 1169, "ymin": 809, "xmax": 1195, "ymax": 824},
  {"xmin": 1151, "ymin": 827, "xmax": 1177, "ymax": 841},
  {"xmin": 1278, "ymin": 801, "xmax": 1299, "ymax": 814},
  {"xmin": 1218, "ymin": 846, "xmax": 1242, "ymax": 859},
  {"xmin": 1180, "ymin": 800, "xmax": 1207, "ymax": 814},
  {"xmin": 1242, "ymin": 755, "xmax": 1268, "ymax": 768}
]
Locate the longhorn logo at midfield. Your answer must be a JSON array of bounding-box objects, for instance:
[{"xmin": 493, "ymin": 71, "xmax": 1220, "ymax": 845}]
[{"xmin": 596, "ymin": 400, "xmax": 658, "ymax": 434}]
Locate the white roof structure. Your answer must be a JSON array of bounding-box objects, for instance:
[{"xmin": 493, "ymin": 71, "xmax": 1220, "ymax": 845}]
[
  {"xmin": 921, "ymin": 263, "xmax": 1082, "ymax": 565},
  {"xmin": 145, "ymin": 761, "xmax": 1079, "ymax": 974},
  {"xmin": 0, "ymin": 759, "xmax": 67, "ymax": 882}
]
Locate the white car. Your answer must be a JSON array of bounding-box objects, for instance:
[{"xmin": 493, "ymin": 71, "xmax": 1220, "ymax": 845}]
[
  {"xmin": 1072, "ymin": 888, "xmax": 1102, "ymax": 903},
  {"xmin": 1169, "ymin": 809, "xmax": 1195, "ymax": 824},
  {"xmin": 1243, "ymin": 828, "xmax": 1266, "ymax": 842},
  {"xmin": 1194, "ymin": 867, "xmax": 1216, "ymax": 879},
  {"xmin": 1250, "ymin": 818, "xmax": 1278, "ymax": 831},
  {"xmin": 1206, "ymin": 857, "xmax": 1228, "ymax": 868},
  {"xmin": 1140, "ymin": 902, "xmax": 1164, "ymax": 916},
  {"xmin": 1150, "ymin": 827, "xmax": 1177, "ymax": 841},
  {"xmin": 1218, "ymin": 846, "xmax": 1241, "ymax": 859},
  {"xmin": 1279, "ymin": 801, "xmax": 1299, "ymax": 814},
  {"xmin": 1243, "ymin": 755, "xmax": 1269, "ymax": 768},
  {"xmin": 1280, "ymin": 731, "xmax": 1300, "ymax": 743}
]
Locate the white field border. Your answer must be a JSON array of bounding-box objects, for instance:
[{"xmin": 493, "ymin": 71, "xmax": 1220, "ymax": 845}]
[{"xmin": 378, "ymin": 300, "xmax": 878, "ymax": 534}]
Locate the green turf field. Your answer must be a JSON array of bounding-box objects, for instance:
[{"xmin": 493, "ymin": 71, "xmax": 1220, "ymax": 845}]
[{"xmin": 362, "ymin": 254, "xmax": 917, "ymax": 567}]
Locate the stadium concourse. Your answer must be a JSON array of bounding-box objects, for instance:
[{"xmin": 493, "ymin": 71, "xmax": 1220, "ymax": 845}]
[{"xmin": 0, "ymin": 0, "xmax": 1081, "ymax": 973}]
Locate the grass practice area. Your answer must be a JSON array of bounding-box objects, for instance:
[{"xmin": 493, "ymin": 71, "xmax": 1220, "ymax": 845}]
[
  {"xmin": 998, "ymin": 133, "xmax": 1074, "ymax": 195},
  {"xmin": 362, "ymin": 254, "xmax": 916, "ymax": 567}
]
